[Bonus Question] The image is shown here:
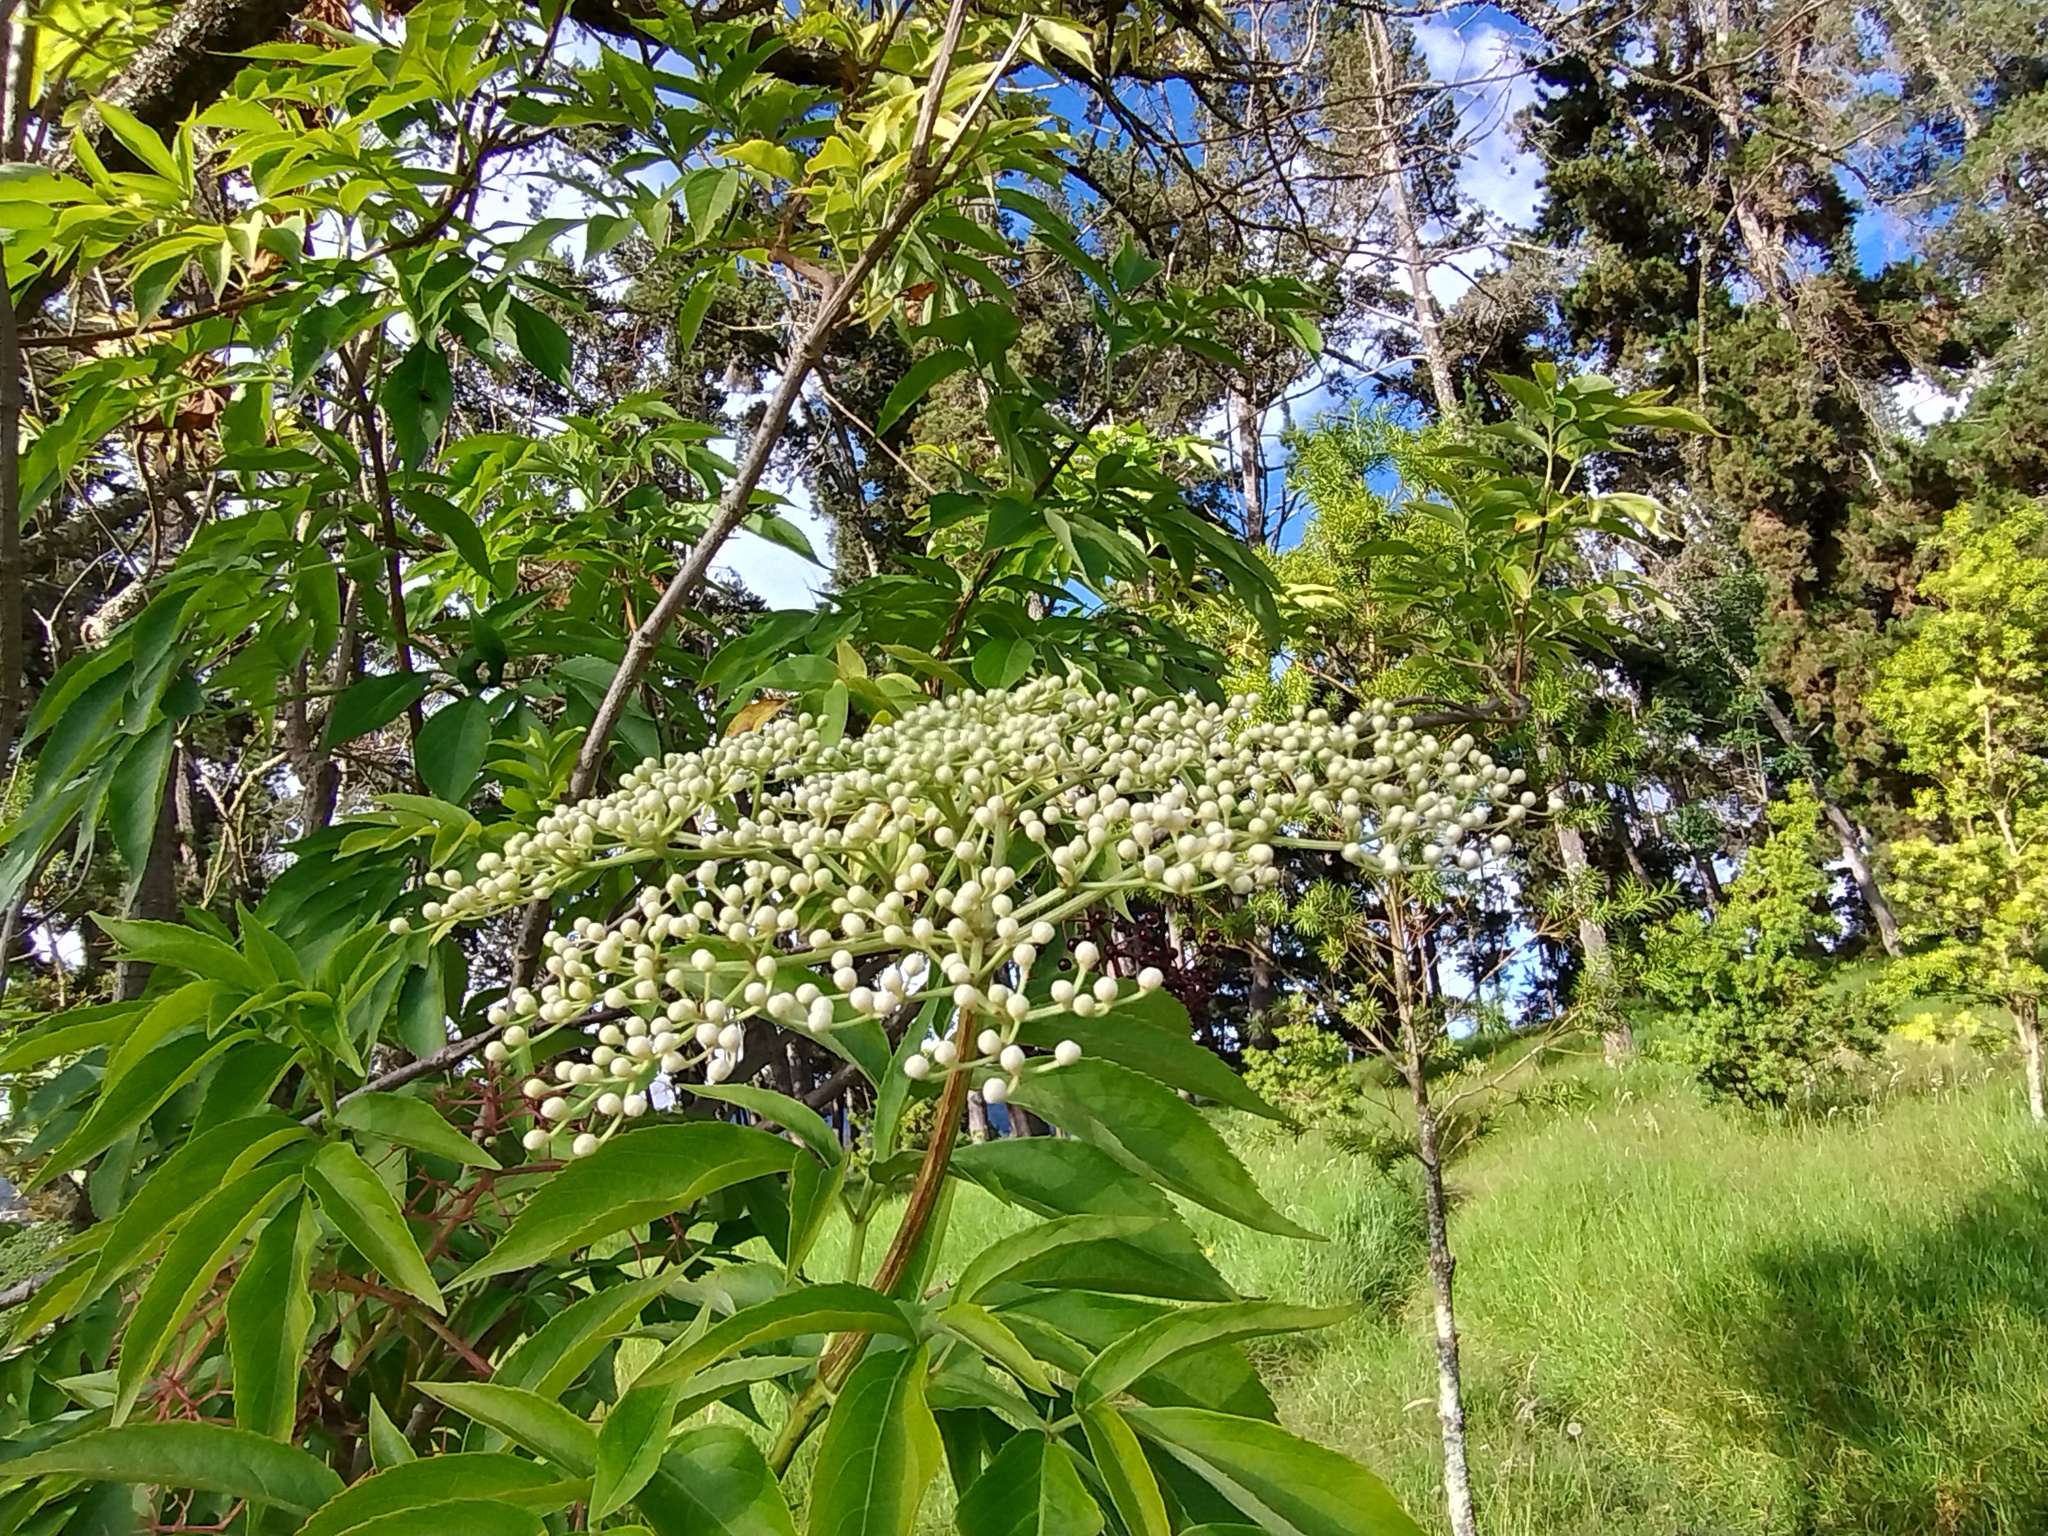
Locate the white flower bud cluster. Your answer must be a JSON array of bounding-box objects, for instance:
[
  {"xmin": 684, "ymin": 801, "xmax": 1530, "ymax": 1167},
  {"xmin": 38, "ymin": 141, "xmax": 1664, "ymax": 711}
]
[{"xmin": 409, "ymin": 680, "xmax": 1539, "ymax": 1155}]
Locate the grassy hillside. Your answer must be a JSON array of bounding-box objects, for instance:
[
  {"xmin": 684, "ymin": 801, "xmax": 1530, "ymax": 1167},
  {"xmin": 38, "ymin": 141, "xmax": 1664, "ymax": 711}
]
[
  {"xmin": 1186, "ymin": 1044, "xmax": 2048, "ymax": 1536},
  {"xmin": 804, "ymin": 1039, "xmax": 2048, "ymax": 1534}
]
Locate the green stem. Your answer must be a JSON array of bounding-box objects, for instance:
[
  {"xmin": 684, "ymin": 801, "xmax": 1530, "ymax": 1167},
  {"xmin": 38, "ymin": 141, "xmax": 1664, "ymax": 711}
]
[{"xmin": 842, "ymin": 1207, "xmax": 871, "ymax": 1285}]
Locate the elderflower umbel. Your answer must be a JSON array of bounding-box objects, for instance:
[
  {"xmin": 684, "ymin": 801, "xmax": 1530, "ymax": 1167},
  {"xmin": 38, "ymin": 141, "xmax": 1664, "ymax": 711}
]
[{"xmin": 416, "ymin": 680, "xmax": 1536, "ymax": 1154}]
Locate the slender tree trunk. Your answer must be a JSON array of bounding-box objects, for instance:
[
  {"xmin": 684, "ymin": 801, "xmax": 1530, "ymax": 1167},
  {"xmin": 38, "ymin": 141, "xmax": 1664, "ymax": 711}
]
[
  {"xmin": 1691, "ymin": 850, "xmax": 1724, "ymax": 913},
  {"xmin": 1707, "ymin": 0, "xmax": 1789, "ymax": 311},
  {"xmin": 1389, "ymin": 904, "xmax": 1478, "ymax": 1536},
  {"xmin": 1753, "ymin": 689, "xmax": 1904, "ymax": 956},
  {"xmin": 1233, "ymin": 383, "xmax": 1266, "ymax": 548},
  {"xmin": 1247, "ymin": 921, "xmax": 1277, "ymax": 1050},
  {"xmin": 1608, "ymin": 787, "xmax": 1654, "ymax": 885},
  {"xmin": 1554, "ymin": 819, "xmax": 1630, "ymax": 1060},
  {"xmin": 1367, "ymin": 12, "xmax": 1457, "ymax": 421},
  {"xmin": 1885, "ymin": 0, "xmax": 1981, "ymax": 139},
  {"xmin": 965, "ymin": 1088, "xmax": 990, "ymax": 1144},
  {"xmin": 0, "ymin": 0, "xmax": 24, "ymax": 776},
  {"xmin": 1006, "ymin": 1103, "xmax": 1043, "ymax": 1138},
  {"xmin": 0, "ymin": 240, "xmax": 21, "ymax": 777},
  {"xmin": 2017, "ymin": 998, "xmax": 2045, "ymax": 1124}
]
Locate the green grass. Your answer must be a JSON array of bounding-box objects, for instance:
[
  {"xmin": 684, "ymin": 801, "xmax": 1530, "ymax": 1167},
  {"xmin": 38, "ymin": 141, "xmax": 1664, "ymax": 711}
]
[
  {"xmin": 1201, "ymin": 1044, "xmax": 2048, "ymax": 1536},
  {"xmin": 816, "ymin": 1038, "xmax": 2048, "ymax": 1534}
]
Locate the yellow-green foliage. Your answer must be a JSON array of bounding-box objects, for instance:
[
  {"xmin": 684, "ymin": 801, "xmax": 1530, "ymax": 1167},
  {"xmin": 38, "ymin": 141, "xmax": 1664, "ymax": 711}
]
[
  {"xmin": 1642, "ymin": 786, "xmax": 1886, "ymax": 1104},
  {"xmin": 1871, "ymin": 500, "xmax": 2048, "ymax": 1017}
]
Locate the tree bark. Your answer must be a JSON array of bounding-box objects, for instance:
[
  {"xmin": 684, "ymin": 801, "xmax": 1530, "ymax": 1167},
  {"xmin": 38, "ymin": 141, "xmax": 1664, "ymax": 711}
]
[
  {"xmin": 1554, "ymin": 819, "xmax": 1631, "ymax": 1059},
  {"xmin": 0, "ymin": 239, "xmax": 21, "ymax": 777},
  {"xmin": 1367, "ymin": 13, "xmax": 1458, "ymax": 421},
  {"xmin": 1753, "ymin": 688, "xmax": 1904, "ymax": 956},
  {"xmin": 0, "ymin": 6, "xmax": 24, "ymax": 768},
  {"xmin": 965, "ymin": 1088, "xmax": 990, "ymax": 1144},
  {"xmin": 1233, "ymin": 383, "xmax": 1266, "ymax": 547},
  {"xmin": 1690, "ymin": 850, "xmax": 1724, "ymax": 913},
  {"xmin": 1247, "ymin": 920, "xmax": 1278, "ymax": 1050},
  {"xmin": 2017, "ymin": 999, "xmax": 2045, "ymax": 1124},
  {"xmin": 1884, "ymin": 0, "xmax": 1981, "ymax": 140},
  {"xmin": 49, "ymin": 0, "xmax": 310, "ymax": 176},
  {"xmin": 1390, "ymin": 905, "xmax": 1479, "ymax": 1536}
]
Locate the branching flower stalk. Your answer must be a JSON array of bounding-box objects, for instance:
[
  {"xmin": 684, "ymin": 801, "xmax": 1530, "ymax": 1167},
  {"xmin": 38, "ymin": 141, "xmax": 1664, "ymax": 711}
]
[{"xmin": 413, "ymin": 677, "xmax": 1545, "ymax": 1445}]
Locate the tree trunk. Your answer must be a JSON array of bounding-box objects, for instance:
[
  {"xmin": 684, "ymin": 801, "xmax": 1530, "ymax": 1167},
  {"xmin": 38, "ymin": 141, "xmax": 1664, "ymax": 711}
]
[
  {"xmin": 1412, "ymin": 1081, "xmax": 1479, "ymax": 1536},
  {"xmin": 1389, "ymin": 907, "xmax": 1479, "ymax": 1536},
  {"xmin": 1707, "ymin": 0, "xmax": 1790, "ymax": 310},
  {"xmin": 1885, "ymin": 0, "xmax": 1981, "ymax": 139},
  {"xmin": 1366, "ymin": 12, "xmax": 1457, "ymax": 421},
  {"xmin": 1753, "ymin": 688, "xmax": 1905, "ymax": 956},
  {"xmin": 2018, "ymin": 999, "xmax": 2045, "ymax": 1124},
  {"xmin": 1247, "ymin": 919, "xmax": 1278, "ymax": 1050},
  {"xmin": 1233, "ymin": 383, "xmax": 1266, "ymax": 548},
  {"xmin": 1555, "ymin": 820, "xmax": 1630, "ymax": 1059},
  {"xmin": 1691, "ymin": 850, "xmax": 1724, "ymax": 913},
  {"xmin": 1818, "ymin": 801, "xmax": 1904, "ymax": 957},
  {"xmin": 965, "ymin": 1089, "xmax": 990, "ymax": 1144},
  {"xmin": 1006, "ymin": 1103, "xmax": 1043, "ymax": 1138},
  {"xmin": 50, "ymin": 0, "xmax": 311, "ymax": 177}
]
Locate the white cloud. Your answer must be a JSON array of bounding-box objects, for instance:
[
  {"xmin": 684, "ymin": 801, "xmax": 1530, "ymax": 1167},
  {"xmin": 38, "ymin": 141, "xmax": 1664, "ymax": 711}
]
[{"xmin": 1411, "ymin": 13, "xmax": 1546, "ymax": 233}]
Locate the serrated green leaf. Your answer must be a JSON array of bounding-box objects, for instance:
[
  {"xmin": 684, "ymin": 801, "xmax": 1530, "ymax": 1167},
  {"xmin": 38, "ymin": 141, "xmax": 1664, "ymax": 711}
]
[
  {"xmin": 88, "ymin": 1112, "xmax": 307, "ymax": 1306},
  {"xmin": 1009, "ymin": 1061, "xmax": 1318, "ymax": 1240},
  {"xmin": 0, "ymin": 1000, "xmax": 140, "ymax": 1073},
  {"xmin": 971, "ymin": 636, "xmax": 1037, "ymax": 691},
  {"xmin": 107, "ymin": 719, "xmax": 174, "ymax": 875},
  {"xmin": 493, "ymin": 1272, "xmax": 674, "ymax": 1397},
  {"xmin": 385, "ymin": 342, "xmax": 454, "ymax": 468},
  {"xmin": 229, "ymin": 1194, "xmax": 318, "ymax": 1441},
  {"xmin": 1074, "ymin": 1302, "xmax": 1353, "ymax": 1410},
  {"xmin": 1123, "ymin": 1408, "xmax": 1423, "ymax": 1536},
  {"xmin": 958, "ymin": 1433, "xmax": 1102, "ymax": 1536},
  {"xmin": 368, "ymin": 1394, "xmax": 416, "ymax": 1469},
  {"xmin": 321, "ymin": 672, "xmax": 435, "ymax": 751},
  {"xmin": 938, "ymin": 1302, "xmax": 1054, "ymax": 1395},
  {"xmin": 642, "ymin": 1425, "xmax": 798, "ymax": 1536},
  {"xmin": 458, "ymin": 1122, "xmax": 797, "ymax": 1282},
  {"xmin": 417, "ymin": 1381, "xmax": 598, "ymax": 1474},
  {"xmin": 952, "ymin": 1215, "xmax": 1160, "ymax": 1305},
  {"xmin": 39, "ymin": 1030, "xmax": 240, "ymax": 1183},
  {"xmin": 690, "ymin": 1084, "xmax": 842, "ymax": 1167},
  {"xmin": 297, "ymin": 1453, "xmax": 575, "ymax": 1536},
  {"xmin": 6, "ymin": 1422, "xmax": 341, "ymax": 1514},
  {"xmin": 93, "ymin": 101, "xmax": 184, "ymax": 184},
  {"xmin": 1078, "ymin": 1406, "xmax": 1169, "ymax": 1536},
  {"xmin": 632, "ymin": 1282, "xmax": 917, "ymax": 1394},
  {"xmin": 335, "ymin": 1091, "xmax": 500, "ymax": 1169},
  {"xmin": 331, "ymin": 1501, "xmax": 546, "ymax": 1536},
  {"xmin": 115, "ymin": 1161, "xmax": 304, "ymax": 1421},
  {"xmin": 593, "ymin": 1377, "xmax": 684, "ymax": 1518},
  {"xmin": 878, "ymin": 351, "xmax": 972, "ymax": 434},
  {"xmin": 1016, "ymin": 990, "xmax": 1281, "ymax": 1120},
  {"xmin": 807, "ymin": 1345, "xmax": 940, "ymax": 1536},
  {"xmin": 94, "ymin": 916, "xmax": 261, "ymax": 988},
  {"xmin": 506, "ymin": 297, "xmax": 574, "ymax": 385},
  {"xmin": 305, "ymin": 1141, "xmax": 444, "ymax": 1312},
  {"xmin": 404, "ymin": 489, "xmax": 498, "ymax": 587}
]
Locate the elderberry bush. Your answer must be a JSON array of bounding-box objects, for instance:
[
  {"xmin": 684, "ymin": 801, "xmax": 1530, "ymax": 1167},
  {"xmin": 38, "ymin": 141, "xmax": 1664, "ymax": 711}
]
[{"xmin": 409, "ymin": 678, "xmax": 1546, "ymax": 1155}]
